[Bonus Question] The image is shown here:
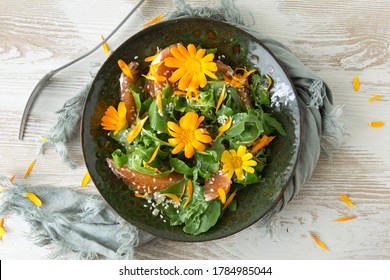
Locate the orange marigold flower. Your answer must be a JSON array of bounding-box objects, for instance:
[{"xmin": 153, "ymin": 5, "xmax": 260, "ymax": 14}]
[
  {"xmin": 167, "ymin": 112, "xmax": 212, "ymax": 158},
  {"xmin": 101, "ymin": 101, "xmax": 128, "ymax": 135},
  {"xmin": 173, "ymin": 84, "xmax": 200, "ymax": 101},
  {"xmin": 224, "ymin": 68, "xmax": 256, "ymax": 88},
  {"xmin": 164, "ymin": 44, "xmax": 217, "ymax": 91},
  {"xmin": 221, "ymin": 146, "xmax": 257, "ymax": 180}
]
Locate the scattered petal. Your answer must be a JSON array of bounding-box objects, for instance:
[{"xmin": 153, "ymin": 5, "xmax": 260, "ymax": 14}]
[
  {"xmin": 333, "ymin": 216, "xmax": 357, "ymax": 222},
  {"xmin": 183, "ymin": 180, "xmax": 193, "ymax": 208},
  {"xmin": 0, "ymin": 218, "xmax": 4, "ymax": 240},
  {"xmin": 81, "ymin": 171, "xmax": 91, "ymax": 187},
  {"xmin": 163, "ymin": 193, "xmax": 180, "ymax": 203},
  {"xmin": 215, "ymin": 85, "xmax": 226, "ymax": 113},
  {"xmin": 222, "ymin": 189, "xmax": 237, "ymax": 211},
  {"xmin": 25, "ymin": 192, "xmax": 42, "ymax": 207},
  {"xmin": 23, "ymin": 159, "xmax": 36, "ymax": 178},
  {"xmin": 250, "ymin": 135, "xmax": 276, "ymax": 154},
  {"xmin": 353, "ymin": 76, "xmax": 360, "ymax": 91},
  {"xmin": 143, "ymin": 14, "xmax": 165, "ymax": 27},
  {"xmin": 265, "ymin": 74, "xmax": 273, "ymax": 92},
  {"xmin": 126, "ymin": 116, "xmax": 148, "ymax": 142},
  {"xmin": 368, "ymin": 95, "xmax": 383, "ymax": 102},
  {"xmin": 156, "ymin": 91, "xmax": 163, "ymax": 115},
  {"xmin": 40, "ymin": 136, "xmax": 48, "ymax": 142},
  {"xmin": 179, "ymin": 182, "xmax": 186, "ymax": 199},
  {"xmin": 145, "ymin": 47, "xmax": 160, "ymax": 62},
  {"xmin": 9, "ymin": 175, "xmax": 15, "ymax": 182},
  {"xmin": 310, "ymin": 232, "xmax": 329, "ymax": 252},
  {"xmin": 118, "ymin": 59, "xmax": 134, "ymax": 81},
  {"xmin": 143, "ymin": 161, "xmax": 161, "ymax": 173},
  {"xmin": 369, "ymin": 121, "xmax": 384, "ymax": 128},
  {"xmin": 146, "ymin": 145, "xmax": 160, "ymax": 164},
  {"xmin": 100, "ymin": 35, "xmax": 110, "ymax": 55},
  {"xmin": 215, "ymin": 117, "xmax": 232, "ymax": 139},
  {"xmin": 217, "ymin": 187, "xmax": 226, "ymax": 204},
  {"xmin": 340, "ymin": 194, "xmax": 356, "ymax": 208}
]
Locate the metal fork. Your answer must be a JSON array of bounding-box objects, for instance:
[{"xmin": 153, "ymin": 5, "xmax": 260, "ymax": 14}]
[{"xmin": 18, "ymin": 0, "xmax": 147, "ymax": 140}]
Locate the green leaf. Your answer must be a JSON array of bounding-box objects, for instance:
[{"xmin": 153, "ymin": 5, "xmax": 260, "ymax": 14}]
[
  {"xmin": 170, "ymin": 157, "xmax": 193, "ymax": 175},
  {"xmin": 149, "ymin": 100, "xmax": 169, "ymax": 133},
  {"xmin": 263, "ymin": 113, "xmax": 286, "ymax": 136},
  {"xmin": 131, "ymin": 90, "xmax": 142, "ymax": 119},
  {"xmin": 111, "ymin": 149, "xmax": 128, "ymax": 168},
  {"xmin": 193, "ymin": 200, "xmax": 221, "ymax": 235}
]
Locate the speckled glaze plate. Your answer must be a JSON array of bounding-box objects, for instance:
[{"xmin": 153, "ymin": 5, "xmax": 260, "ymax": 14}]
[{"xmin": 81, "ymin": 17, "xmax": 300, "ymax": 242}]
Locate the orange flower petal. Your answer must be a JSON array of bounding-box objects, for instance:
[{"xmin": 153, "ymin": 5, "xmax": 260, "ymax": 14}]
[
  {"xmin": 310, "ymin": 232, "xmax": 329, "ymax": 252},
  {"xmin": 222, "ymin": 189, "xmax": 237, "ymax": 211},
  {"xmin": 333, "ymin": 216, "xmax": 357, "ymax": 222},
  {"xmin": 118, "ymin": 59, "xmax": 134, "ymax": 80},
  {"xmin": 156, "ymin": 91, "xmax": 163, "ymax": 115},
  {"xmin": 250, "ymin": 135, "xmax": 276, "ymax": 154},
  {"xmin": 183, "ymin": 180, "xmax": 193, "ymax": 208},
  {"xmin": 23, "ymin": 159, "xmax": 36, "ymax": 178},
  {"xmin": 25, "ymin": 192, "xmax": 42, "ymax": 207},
  {"xmin": 143, "ymin": 14, "xmax": 165, "ymax": 27},
  {"xmin": 216, "ymin": 85, "xmax": 226, "ymax": 113},
  {"xmin": 369, "ymin": 121, "xmax": 384, "ymax": 128},
  {"xmin": 100, "ymin": 35, "xmax": 110, "ymax": 55},
  {"xmin": 81, "ymin": 171, "xmax": 91, "ymax": 188},
  {"xmin": 265, "ymin": 74, "xmax": 273, "ymax": 92},
  {"xmin": 146, "ymin": 145, "xmax": 160, "ymax": 164},
  {"xmin": 340, "ymin": 194, "xmax": 356, "ymax": 208},
  {"xmin": 216, "ymin": 117, "xmax": 232, "ymax": 139},
  {"xmin": 218, "ymin": 188, "xmax": 226, "ymax": 204},
  {"xmin": 9, "ymin": 175, "xmax": 15, "ymax": 182},
  {"xmin": 368, "ymin": 95, "xmax": 383, "ymax": 102},
  {"xmin": 0, "ymin": 218, "xmax": 5, "ymax": 240},
  {"xmin": 126, "ymin": 116, "xmax": 148, "ymax": 142},
  {"xmin": 353, "ymin": 76, "xmax": 360, "ymax": 91},
  {"xmin": 163, "ymin": 193, "xmax": 180, "ymax": 203}
]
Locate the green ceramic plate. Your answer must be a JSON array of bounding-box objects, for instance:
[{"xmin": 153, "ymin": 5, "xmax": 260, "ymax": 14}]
[{"xmin": 81, "ymin": 17, "xmax": 300, "ymax": 242}]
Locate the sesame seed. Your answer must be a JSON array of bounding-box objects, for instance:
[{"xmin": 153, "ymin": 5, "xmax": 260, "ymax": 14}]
[{"xmin": 134, "ymin": 56, "xmax": 139, "ymax": 59}]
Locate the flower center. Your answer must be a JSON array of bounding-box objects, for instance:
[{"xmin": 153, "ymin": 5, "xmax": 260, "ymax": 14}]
[
  {"xmin": 232, "ymin": 157, "xmax": 242, "ymax": 168},
  {"xmin": 185, "ymin": 58, "xmax": 201, "ymax": 74},
  {"xmin": 181, "ymin": 129, "xmax": 195, "ymax": 144}
]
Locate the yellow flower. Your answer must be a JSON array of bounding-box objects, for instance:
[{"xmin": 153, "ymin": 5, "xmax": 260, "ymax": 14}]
[
  {"xmin": 101, "ymin": 102, "xmax": 128, "ymax": 135},
  {"xmin": 164, "ymin": 44, "xmax": 218, "ymax": 91},
  {"xmin": 221, "ymin": 146, "xmax": 257, "ymax": 180},
  {"xmin": 224, "ymin": 68, "xmax": 255, "ymax": 88},
  {"xmin": 167, "ymin": 112, "xmax": 212, "ymax": 158}
]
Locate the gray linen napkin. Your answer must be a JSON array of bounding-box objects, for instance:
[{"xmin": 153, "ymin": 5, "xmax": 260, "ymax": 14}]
[{"xmin": 0, "ymin": 0, "xmax": 344, "ymax": 259}]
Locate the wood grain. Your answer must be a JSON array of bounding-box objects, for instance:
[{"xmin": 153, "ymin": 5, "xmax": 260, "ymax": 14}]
[{"xmin": 0, "ymin": 0, "xmax": 389, "ymax": 260}]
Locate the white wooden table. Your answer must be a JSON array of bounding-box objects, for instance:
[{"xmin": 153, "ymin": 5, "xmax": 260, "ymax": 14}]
[{"xmin": 0, "ymin": 0, "xmax": 389, "ymax": 260}]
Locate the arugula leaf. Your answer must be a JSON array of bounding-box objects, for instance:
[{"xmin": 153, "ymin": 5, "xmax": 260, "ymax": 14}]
[
  {"xmin": 170, "ymin": 157, "xmax": 193, "ymax": 175},
  {"xmin": 149, "ymin": 100, "xmax": 169, "ymax": 133},
  {"xmin": 111, "ymin": 149, "xmax": 128, "ymax": 168},
  {"xmin": 193, "ymin": 200, "xmax": 221, "ymax": 235},
  {"xmin": 263, "ymin": 113, "xmax": 286, "ymax": 136}
]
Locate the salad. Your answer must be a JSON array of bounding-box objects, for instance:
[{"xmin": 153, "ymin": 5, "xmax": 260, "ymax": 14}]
[{"xmin": 101, "ymin": 43, "xmax": 285, "ymax": 235}]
